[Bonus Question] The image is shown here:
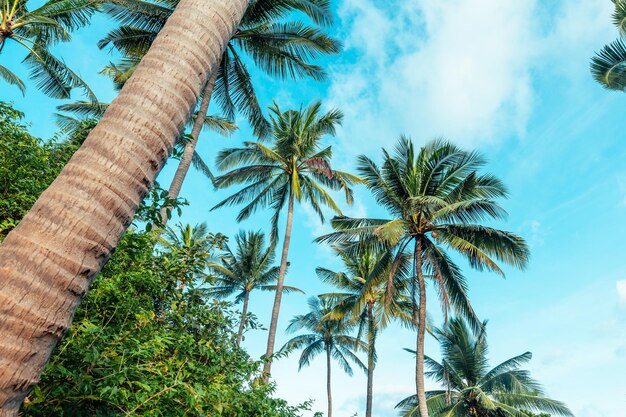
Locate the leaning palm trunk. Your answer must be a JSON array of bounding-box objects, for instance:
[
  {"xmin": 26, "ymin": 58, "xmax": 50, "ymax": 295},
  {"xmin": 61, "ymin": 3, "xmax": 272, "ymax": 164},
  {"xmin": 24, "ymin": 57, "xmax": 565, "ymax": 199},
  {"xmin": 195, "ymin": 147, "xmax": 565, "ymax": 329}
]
[
  {"xmin": 326, "ymin": 344, "xmax": 333, "ymax": 417},
  {"xmin": 366, "ymin": 305, "xmax": 375, "ymax": 417},
  {"xmin": 160, "ymin": 69, "xmax": 219, "ymax": 224},
  {"xmin": 262, "ymin": 191, "xmax": 295, "ymax": 380},
  {"xmin": 415, "ymin": 239, "xmax": 429, "ymax": 417},
  {"xmin": 0, "ymin": 1, "xmax": 247, "ymax": 414},
  {"xmin": 236, "ymin": 291, "xmax": 250, "ymax": 346}
]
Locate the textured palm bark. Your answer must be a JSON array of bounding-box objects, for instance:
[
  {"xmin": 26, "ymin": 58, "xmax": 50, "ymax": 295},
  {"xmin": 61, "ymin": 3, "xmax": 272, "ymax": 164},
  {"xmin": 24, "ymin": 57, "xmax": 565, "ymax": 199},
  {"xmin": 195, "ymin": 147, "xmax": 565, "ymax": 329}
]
[
  {"xmin": 415, "ymin": 239, "xmax": 430, "ymax": 417},
  {"xmin": 262, "ymin": 191, "xmax": 295, "ymax": 381},
  {"xmin": 160, "ymin": 69, "xmax": 219, "ymax": 224},
  {"xmin": 236, "ymin": 291, "xmax": 250, "ymax": 346},
  {"xmin": 366, "ymin": 303, "xmax": 375, "ymax": 417},
  {"xmin": 0, "ymin": 0, "xmax": 247, "ymax": 414},
  {"xmin": 326, "ymin": 344, "xmax": 333, "ymax": 417}
]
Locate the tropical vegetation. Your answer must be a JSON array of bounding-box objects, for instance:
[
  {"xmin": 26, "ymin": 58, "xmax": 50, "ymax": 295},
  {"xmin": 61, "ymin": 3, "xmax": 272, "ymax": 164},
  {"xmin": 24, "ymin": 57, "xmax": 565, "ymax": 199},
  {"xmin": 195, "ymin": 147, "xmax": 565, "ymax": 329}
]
[
  {"xmin": 211, "ymin": 101, "xmax": 362, "ymax": 379},
  {"xmin": 0, "ymin": 0, "xmax": 98, "ymax": 100},
  {"xmin": 281, "ymin": 296, "xmax": 366, "ymax": 417},
  {"xmin": 317, "ymin": 244, "xmax": 412, "ymax": 417},
  {"xmin": 208, "ymin": 230, "xmax": 302, "ymax": 346},
  {"xmin": 97, "ymin": 0, "xmax": 341, "ymax": 220},
  {"xmin": 396, "ymin": 318, "xmax": 572, "ymax": 417},
  {"xmin": 0, "ymin": 0, "xmax": 584, "ymax": 416},
  {"xmin": 591, "ymin": 0, "xmax": 626, "ymax": 90},
  {"xmin": 317, "ymin": 137, "xmax": 530, "ymax": 417}
]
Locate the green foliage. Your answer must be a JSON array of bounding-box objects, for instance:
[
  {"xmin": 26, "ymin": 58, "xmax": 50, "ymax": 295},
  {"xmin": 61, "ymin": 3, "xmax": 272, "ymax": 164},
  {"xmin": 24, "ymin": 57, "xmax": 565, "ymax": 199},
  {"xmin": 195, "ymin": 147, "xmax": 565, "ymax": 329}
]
[
  {"xmin": 0, "ymin": 101, "xmax": 80, "ymax": 241},
  {"xmin": 212, "ymin": 101, "xmax": 362, "ymax": 243},
  {"xmin": 590, "ymin": 0, "xmax": 626, "ymax": 90},
  {"xmin": 317, "ymin": 137, "xmax": 530, "ymax": 329},
  {"xmin": 21, "ymin": 230, "xmax": 311, "ymax": 417},
  {"xmin": 397, "ymin": 319, "xmax": 571, "ymax": 417},
  {"xmin": 281, "ymin": 296, "xmax": 367, "ymax": 375},
  {"xmin": 0, "ymin": 0, "xmax": 98, "ymax": 99},
  {"xmin": 98, "ymin": 0, "xmax": 341, "ymax": 136}
]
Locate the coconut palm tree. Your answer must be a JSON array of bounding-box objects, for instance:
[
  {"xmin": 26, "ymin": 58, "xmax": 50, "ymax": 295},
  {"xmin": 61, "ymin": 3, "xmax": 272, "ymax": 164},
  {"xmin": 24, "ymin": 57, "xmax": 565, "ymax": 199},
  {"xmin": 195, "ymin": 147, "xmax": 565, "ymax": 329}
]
[
  {"xmin": 0, "ymin": 0, "xmax": 98, "ymax": 100},
  {"xmin": 280, "ymin": 296, "xmax": 367, "ymax": 417},
  {"xmin": 397, "ymin": 318, "xmax": 573, "ymax": 417},
  {"xmin": 0, "ymin": 1, "xmax": 248, "ymax": 413},
  {"xmin": 317, "ymin": 244, "xmax": 413, "ymax": 417},
  {"xmin": 207, "ymin": 230, "xmax": 303, "ymax": 345},
  {"xmin": 98, "ymin": 0, "xmax": 341, "ymax": 222},
  {"xmin": 211, "ymin": 101, "xmax": 362, "ymax": 380},
  {"xmin": 159, "ymin": 223, "xmax": 225, "ymax": 289},
  {"xmin": 591, "ymin": 0, "xmax": 626, "ymax": 90},
  {"xmin": 317, "ymin": 137, "xmax": 530, "ymax": 417},
  {"xmin": 54, "ymin": 101, "xmax": 237, "ymax": 194}
]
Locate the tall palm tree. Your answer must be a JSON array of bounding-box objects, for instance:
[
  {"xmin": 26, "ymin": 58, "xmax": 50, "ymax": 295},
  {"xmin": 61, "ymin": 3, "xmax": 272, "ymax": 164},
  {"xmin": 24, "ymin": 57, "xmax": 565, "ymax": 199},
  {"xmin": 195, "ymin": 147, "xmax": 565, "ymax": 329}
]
[
  {"xmin": 0, "ymin": 0, "xmax": 98, "ymax": 100},
  {"xmin": 98, "ymin": 0, "xmax": 341, "ymax": 222},
  {"xmin": 211, "ymin": 101, "xmax": 363, "ymax": 380},
  {"xmin": 207, "ymin": 230, "xmax": 303, "ymax": 345},
  {"xmin": 317, "ymin": 137, "xmax": 530, "ymax": 417},
  {"xmin": 280, "ymin": 296, "xmax": 367, "ymax": 417},
  {"xmin": 397, "ymin": 318, "xmax": 573, "ymax": 417},
  {"xmin": 591, "ymin": 0, "xmax": 626, "ymax": 90},
  {"xmin": 317, "ymin": 245, "xmax": 412, "ymax": 417},
  {"xmin": 0, "ymin": 1, "xmax": 248, "ymax": 413}
]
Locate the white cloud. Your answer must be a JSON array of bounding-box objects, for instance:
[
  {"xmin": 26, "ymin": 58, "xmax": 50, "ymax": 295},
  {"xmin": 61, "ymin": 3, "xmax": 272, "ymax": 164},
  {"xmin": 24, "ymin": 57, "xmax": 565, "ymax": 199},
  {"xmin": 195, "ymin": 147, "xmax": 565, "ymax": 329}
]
[
  {"xmin": 617, "ymin": 280, "xmax": 626, "ymax": 303},
  {"xmin": 327, "ymin": 0, "xmax": 541, "ymax": 162}
]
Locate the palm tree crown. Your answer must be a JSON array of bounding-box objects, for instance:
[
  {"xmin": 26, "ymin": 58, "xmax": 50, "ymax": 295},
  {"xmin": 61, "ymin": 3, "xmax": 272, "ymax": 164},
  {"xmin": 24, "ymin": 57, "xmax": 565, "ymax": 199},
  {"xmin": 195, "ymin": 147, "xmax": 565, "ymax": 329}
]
[
  {"xmin": 159, "ymin": 223, "xmax": 225, "ymax": 288},
  {"xmin": 281, "ymin": 296, "xmax": 366, "ymax": 417},
  {"xmin": 591, "ymin": 0, "xmax": 626, "ymax": 90},
  {"xmin": 319, "ymin": 136, "xmax": 529, "ymax": 328},
  {"xmin": 98, "ymin": 0, "xmax": 341, "ymax": 136},
  {"xmin": 212, "ymin": 101, "xmax": 362, "ymax": 241},
  {"xmin": 397, "ymin": 318, "xmax": 573, "ymax": 417},
  {"xmin": 207, "ymin": 230, "xmax": 302, "ymax": 345},
  {"xmin": 0, "ymin": 0, "xmax": 98, "ymax": 99}
]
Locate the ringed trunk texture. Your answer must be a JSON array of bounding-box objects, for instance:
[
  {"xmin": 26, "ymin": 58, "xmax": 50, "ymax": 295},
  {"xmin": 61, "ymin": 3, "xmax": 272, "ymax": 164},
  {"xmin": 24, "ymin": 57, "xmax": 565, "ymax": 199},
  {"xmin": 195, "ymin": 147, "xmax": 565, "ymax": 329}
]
[
  {"xmin": 326, "ymin": 344, "xmax": 333, "ymax": 417},
  {"xmin": 415, "ymin": 239, "xmax": 429, "ymax": 417},
  {"xmin": 236, "ymin": 291, "xmax": 250, "ymax": 346},
  {"xmin": 160, "ymin": 69, "xmax": 219, "ymax": 224},
  {"xmin": 0, "ymin": 0, "xmax": 247, "ymax": 414},
  {"xmin": 366, "ymin": 304, "xmax": 375, "ymax": 417},
  {"xmin": 262, "ymin": 191, "xmax": 295, "ymax": 381}
]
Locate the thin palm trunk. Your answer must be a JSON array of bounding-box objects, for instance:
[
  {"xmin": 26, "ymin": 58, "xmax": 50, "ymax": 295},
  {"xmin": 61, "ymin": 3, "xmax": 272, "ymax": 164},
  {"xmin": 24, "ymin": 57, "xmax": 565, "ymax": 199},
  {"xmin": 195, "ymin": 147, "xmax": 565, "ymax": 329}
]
[
  {"xmin": 262, "ymin": 190, "xmax": 295, "ymax": 380},
  {"xmin": 160, "ymin": 69, "xmax": 219, "ymax": 224},
  {"xmin": 366, "ymin": 303, "xmax": 375, "ymax": 417},
  {"xmin": 326, "ymin": 343, "xmax": 333, "ymax": 417},
  {"xmin": 0, "ymin": 1, "xmax": 247, "ymax": 414},
  {"xmin": 236, "ymin": 290, "xmax": 250, "ymax": 346},
  {"xmin": 415, "ymin": 238, "xmax": 429, "ymax": 417}
]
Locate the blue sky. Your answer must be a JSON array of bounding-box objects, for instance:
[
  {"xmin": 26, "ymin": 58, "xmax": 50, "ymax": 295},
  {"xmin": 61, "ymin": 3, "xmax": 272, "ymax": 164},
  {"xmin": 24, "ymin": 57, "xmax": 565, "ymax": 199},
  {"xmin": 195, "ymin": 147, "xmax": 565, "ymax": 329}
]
[{"xmin": 3, "ymin": 1, "xmax": 626, "ymax": 416}]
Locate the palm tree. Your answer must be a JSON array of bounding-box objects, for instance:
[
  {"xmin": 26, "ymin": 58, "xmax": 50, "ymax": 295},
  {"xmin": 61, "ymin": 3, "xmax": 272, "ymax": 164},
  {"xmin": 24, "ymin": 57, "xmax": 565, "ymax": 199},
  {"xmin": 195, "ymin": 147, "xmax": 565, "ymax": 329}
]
[
  {"xmin": 317, "ymin": 137, "xmax": 530, "ymax": 417},
  {"xmin": 98, "ymin": 0, "xmax": 341, "ymax": 221},
  {"xmin": 0, "ymin": 1, "xmax": 248, "ymax": 413},
  {"xmin": 0, "ymin": 0, "xmax": 98, "ymax": 100},
  {"xmin": 317, "ymin": 244, "xmax": 413, "ymax": 417},
  {"xmin": 591, "ymin": 0, "xmax": 626, "ymax": 90},
  {"xmin": 397, "ymin": 318, "xmax": 573, "ymax": 417},
  {"xmin": 211, "ymin": 101, "xmax": 363, "ymax": 380},
  {"xmin": 280, "ymin": 296, "xmax": 367, "ymax": 417},
  {"xmin": 207, "ymin": 230, "xmax": 303, "ymax": 345},
  {"xmin": 160, "ymin": 223, "xmax": 225, "ymax": 289}
]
